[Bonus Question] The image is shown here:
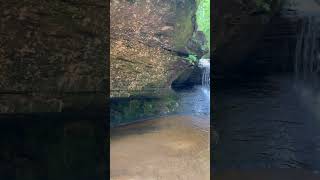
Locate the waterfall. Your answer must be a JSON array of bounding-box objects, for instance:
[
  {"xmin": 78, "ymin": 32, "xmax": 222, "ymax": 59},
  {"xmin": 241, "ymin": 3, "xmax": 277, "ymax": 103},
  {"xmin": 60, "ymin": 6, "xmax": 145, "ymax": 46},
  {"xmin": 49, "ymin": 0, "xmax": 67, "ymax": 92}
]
[
  {"xmin": 199, "ymin": 58, "xmax": 210, "ymax": 98},
  {"xmin": 294, "ymin": 16, "xmax": 320, "ymax": 89}
]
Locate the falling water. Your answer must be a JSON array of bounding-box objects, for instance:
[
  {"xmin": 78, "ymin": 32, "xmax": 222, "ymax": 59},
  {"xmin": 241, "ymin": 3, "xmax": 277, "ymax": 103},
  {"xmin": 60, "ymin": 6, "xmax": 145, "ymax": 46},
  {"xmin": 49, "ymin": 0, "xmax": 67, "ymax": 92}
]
[
  {"xmin": 199, "ymin": 58, "xmax": 210, "ymax": 99},
  {"xmin": 294, "ymin": 16, "xmax": 320, "ymax": 89}
]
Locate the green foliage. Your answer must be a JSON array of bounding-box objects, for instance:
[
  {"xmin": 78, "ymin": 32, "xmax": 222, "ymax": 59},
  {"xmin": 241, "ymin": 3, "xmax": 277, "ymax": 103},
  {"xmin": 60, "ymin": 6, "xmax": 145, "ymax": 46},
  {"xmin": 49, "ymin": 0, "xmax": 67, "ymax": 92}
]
[
  {"xmin": 196, "ymin": 0, "xmax": 210, "ymax": 50},
  {"xmin": 255, "ymin": 0, "xmax": 272, "ymax": 12},
  {"xmin": 185, "ymin": 54, "xmax": 198, "ymax": 64}
]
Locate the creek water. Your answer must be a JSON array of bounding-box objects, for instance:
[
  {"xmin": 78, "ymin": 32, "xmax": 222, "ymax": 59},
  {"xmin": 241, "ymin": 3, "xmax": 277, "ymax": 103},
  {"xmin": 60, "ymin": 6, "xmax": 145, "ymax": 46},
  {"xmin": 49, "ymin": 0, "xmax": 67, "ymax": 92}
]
[
  {"xmin": 175, "ymin": 58, "xmax": 210, "ymax": 118},
  {"xmin": 213, "ymin": 75, "xmax": 320, "ymax": 170},
  {"xmin": 110, "ymin": 60, "xmax": 210, "ymax": 179},
  {"xmin": 110, "ymin": 58, "xmax": 211, "ymax": 126},
  {"xmin": 213, "ymin": 0, "xmax": 320, "ymax": 177},
  {"xmin": 0, "ymin": 113, "xmax": 105, "ymax": 179}
]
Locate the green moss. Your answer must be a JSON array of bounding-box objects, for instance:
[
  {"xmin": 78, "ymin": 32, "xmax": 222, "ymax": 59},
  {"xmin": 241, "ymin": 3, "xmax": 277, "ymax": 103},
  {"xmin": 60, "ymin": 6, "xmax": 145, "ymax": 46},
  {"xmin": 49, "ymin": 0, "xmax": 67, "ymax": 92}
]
[
  {"xmin": 162, "ymin": 94, "xmax": 179, "ymax": 111},
  {"xmin": 143, "ymin": 101, "xmax": 158, "ymax": 116},
  {"xmin": 173, "ymin": 1, "xmax": 196, "ymax": 50},
  {"xmin": 110, "ymin": 93, "xmax": 180, "ymax": 126},
  {"xmin": 125, "ymin": 100, "xmax": 142, "ymax": 118}
]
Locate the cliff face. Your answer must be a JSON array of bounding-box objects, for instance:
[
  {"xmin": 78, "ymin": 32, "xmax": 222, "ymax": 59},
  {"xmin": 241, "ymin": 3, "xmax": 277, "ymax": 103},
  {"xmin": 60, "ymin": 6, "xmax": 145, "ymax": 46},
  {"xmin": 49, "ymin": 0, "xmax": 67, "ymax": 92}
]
[
  {"xmin": 213, "ymin": 0, "xmax": 282, "ymax": 74},
  {"xmin": 0, "ymin": 0, "xmax": 107, "ymax": 112},
  {"xmin": 110, "ymin": 0, "xmax": 205, "ymax": 98}
]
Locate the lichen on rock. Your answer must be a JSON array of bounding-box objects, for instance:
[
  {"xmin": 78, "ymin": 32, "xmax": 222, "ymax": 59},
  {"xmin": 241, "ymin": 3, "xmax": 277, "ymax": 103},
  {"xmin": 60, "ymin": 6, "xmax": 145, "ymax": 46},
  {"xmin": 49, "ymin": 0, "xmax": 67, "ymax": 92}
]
[{"xmin": 110, "ymin": 0, "xmax": 206, "ymax": 98}]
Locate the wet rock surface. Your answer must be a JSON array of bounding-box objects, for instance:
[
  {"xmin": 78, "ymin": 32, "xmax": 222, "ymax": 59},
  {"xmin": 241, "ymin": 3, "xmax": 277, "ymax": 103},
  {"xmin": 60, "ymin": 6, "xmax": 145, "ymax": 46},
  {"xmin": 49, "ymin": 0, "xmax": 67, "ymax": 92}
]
[
  {"xmin": 110, "ymin": 93, "xmax": 180, "ymax": 127},
  {"xmin": 110, "ymin": 83, "xmax": 210, "ymax": 127}
]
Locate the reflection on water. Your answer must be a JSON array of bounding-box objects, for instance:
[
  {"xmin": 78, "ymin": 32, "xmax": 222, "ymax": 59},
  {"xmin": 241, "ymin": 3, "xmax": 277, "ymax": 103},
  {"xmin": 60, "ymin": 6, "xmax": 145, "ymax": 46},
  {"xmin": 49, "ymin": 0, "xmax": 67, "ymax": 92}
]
[
  {"xmin": 175, "ymin": 85, "xmax": 210, "ymax": 117},
  {"xmin": 110, "ymin": 84, "xmax": 210, "ymax": 126},
  {"xmin": 0, "ymin": 113, "xmax": 105, "ymax": 180},
  {"xmin": 110, "ymin": 115, "xmax": 209, "ymax": 180},
  {"xmin": 213, "ymin": 75, "xmax": 320, "ymax": 172},
  {"xmin": 215, "ymin": 168, "xmax": 320, "ymax": 180}
]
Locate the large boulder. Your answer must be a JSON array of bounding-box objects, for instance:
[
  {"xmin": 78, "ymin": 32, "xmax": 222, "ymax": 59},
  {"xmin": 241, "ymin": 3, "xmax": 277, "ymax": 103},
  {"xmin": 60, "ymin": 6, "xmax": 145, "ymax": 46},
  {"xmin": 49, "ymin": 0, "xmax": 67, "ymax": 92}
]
[{"xmin": 110, "ymin": 0, "xmax": 204, "ymax": 98}]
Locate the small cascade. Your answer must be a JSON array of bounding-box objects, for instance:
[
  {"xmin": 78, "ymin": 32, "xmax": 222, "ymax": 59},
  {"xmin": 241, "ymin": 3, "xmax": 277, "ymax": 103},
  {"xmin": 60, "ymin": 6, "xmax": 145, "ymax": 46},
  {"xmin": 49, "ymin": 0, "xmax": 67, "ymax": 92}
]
[
  {"xmin": 294, "ymin": 16, "xmax": 320, "ymax": 89},
  {"xmin": 199, "ymin": 58, "xmax": 210, "ymax": 98}
]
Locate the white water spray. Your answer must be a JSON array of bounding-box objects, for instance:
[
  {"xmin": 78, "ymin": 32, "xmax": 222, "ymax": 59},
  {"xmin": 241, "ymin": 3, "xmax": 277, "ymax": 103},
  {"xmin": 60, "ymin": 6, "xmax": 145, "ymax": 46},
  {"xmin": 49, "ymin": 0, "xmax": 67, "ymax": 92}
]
[
  {"xmin": 199, "ymin": 58, "xmax": 210, "ymax": 99},
  {"xmin": 294, "ymin": 16, "xmax": 320, "ymax": 89}
]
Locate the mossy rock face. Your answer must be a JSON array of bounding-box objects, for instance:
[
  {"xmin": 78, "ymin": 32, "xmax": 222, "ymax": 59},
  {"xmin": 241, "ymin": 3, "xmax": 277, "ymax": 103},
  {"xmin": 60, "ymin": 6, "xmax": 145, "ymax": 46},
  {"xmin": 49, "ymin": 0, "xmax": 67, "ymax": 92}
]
[
  {"xmin": 186, "ymin": 31, "xmax": 209, "ymax": 58},
  {"xmin": 110, "ymin": 0, "xmax": 205, "ymax": 98},
  {"xmin": 110, "ymin": 93, "xmax": 179, "ymax": 126},
  {"xmin": 173, "ymin": 0, "xmax": 197, "ymax": 52}
]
